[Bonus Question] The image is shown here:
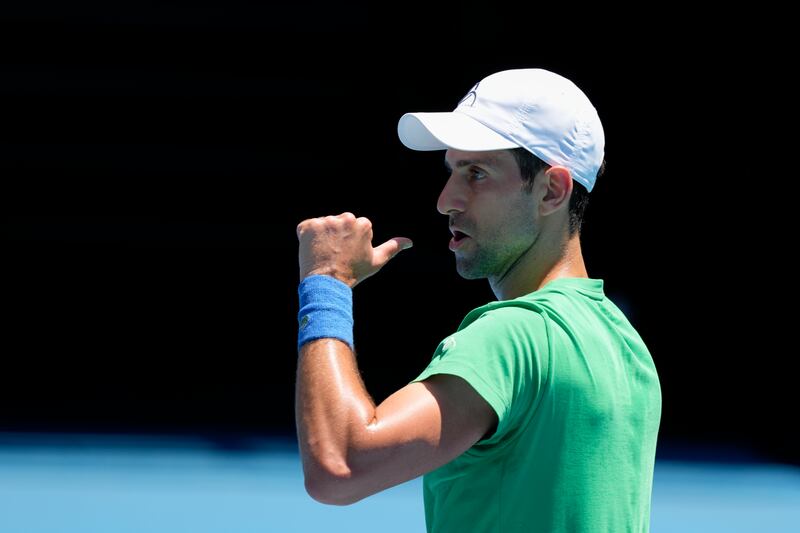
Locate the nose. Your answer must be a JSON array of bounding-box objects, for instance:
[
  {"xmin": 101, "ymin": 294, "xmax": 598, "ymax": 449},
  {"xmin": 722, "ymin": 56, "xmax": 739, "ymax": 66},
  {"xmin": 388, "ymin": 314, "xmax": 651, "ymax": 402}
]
[{"xmin": 437, "ymin": 173, "xmax": 466, "ymax": 215}]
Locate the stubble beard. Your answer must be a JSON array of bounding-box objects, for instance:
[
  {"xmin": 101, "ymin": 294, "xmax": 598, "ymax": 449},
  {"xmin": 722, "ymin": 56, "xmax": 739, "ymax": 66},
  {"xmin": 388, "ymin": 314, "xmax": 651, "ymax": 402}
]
[
  {"xmin": 454, "ymin": 242, "xmax": 495, "ymax": 280},
  {"xmin": 455, "ymin": 237, "xmax": 519, "ymax": 281},
  {"xmin": 454, "ymin": 225, "xmax": 539, "ymax": 283}
]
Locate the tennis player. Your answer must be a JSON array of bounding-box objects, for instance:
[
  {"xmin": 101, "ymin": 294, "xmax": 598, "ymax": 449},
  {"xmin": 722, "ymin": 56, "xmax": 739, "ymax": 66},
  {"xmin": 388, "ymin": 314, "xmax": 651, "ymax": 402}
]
[{"xmin": 295, "ymin": 68, "xmax": 662, "ymax": 532}]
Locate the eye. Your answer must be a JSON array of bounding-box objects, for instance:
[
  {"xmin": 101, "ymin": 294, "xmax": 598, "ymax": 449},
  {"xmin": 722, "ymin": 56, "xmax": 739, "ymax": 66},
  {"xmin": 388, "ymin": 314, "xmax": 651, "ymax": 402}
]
[{"xmin": 469, "ymin": 167, "xmax": 487, "ymax": 181}]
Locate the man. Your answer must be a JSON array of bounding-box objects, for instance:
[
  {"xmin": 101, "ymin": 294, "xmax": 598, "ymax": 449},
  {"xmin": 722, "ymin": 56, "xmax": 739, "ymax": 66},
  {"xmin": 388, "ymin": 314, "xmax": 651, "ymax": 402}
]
[{"xmin": 295, "ymin": 68, "xmax": 661, "ymax": 532}]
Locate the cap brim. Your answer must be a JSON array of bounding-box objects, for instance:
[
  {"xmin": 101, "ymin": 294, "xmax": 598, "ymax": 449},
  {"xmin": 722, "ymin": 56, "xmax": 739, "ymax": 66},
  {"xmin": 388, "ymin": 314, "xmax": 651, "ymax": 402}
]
[{"xmin": 397, "ymin": 112, "xmax": 519, "ymax": 152}]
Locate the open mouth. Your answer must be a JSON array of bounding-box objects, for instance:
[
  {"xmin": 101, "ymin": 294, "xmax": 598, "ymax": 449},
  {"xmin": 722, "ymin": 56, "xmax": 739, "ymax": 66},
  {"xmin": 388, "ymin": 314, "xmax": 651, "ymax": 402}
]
[
  {"xmin": 449, "ymin": 230, "xmax": 471, "ymax": 251},
  {"xmin": 452, "ymin": 230, "xmax": 468, "ymax": 242}
]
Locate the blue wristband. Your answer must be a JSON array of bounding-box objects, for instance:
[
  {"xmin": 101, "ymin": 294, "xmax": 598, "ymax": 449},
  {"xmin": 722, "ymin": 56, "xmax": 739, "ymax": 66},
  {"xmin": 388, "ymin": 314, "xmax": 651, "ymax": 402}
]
[{"xmin": 297, "ymin": 274, "xmax": 354, "ymax": 351}]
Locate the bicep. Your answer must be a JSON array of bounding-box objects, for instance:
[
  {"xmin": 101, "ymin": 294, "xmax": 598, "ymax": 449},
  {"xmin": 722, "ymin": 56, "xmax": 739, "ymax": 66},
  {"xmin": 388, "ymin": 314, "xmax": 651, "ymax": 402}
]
[{"xmin": 346, "ymin": 374, "xmax": 498, "ymax": 500}]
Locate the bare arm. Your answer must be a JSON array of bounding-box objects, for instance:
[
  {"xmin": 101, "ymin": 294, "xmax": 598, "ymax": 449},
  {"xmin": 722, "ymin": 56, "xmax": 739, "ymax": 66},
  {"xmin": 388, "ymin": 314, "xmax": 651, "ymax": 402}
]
[
  {"xmin": 296, "ymin": 338, "xmax": 496, "ymax": 505},
  {"xmin": 295, "ymin": 213, "xmax": 497, "ymax": 505}
]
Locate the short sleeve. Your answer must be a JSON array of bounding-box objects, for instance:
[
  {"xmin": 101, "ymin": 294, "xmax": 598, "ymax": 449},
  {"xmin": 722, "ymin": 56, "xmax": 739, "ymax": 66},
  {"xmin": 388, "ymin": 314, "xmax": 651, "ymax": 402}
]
[{"xmin": 411, "ymin": 306, "xmax": 549, "ymax": 445}]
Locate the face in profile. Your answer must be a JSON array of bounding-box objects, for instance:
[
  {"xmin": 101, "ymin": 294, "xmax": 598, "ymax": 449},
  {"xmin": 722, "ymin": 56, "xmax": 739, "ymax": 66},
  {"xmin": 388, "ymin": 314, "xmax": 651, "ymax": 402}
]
[{"xmin": 439, "ymin": 149, "xmax": 540, "ymax": 282}]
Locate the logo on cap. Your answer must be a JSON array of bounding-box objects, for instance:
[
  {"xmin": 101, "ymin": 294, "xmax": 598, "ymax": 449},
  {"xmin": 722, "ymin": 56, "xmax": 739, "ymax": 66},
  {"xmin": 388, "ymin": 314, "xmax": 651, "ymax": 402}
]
[{"xmin": 458, "ymin": 82, "xmax": 479, "ymax": 107}]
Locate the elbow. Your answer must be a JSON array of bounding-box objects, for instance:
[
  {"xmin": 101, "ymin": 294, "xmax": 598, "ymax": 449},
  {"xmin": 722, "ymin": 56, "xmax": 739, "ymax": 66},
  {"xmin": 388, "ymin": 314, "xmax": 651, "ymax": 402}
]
[
  {"xmin": 302, "ymin": 454, "xmax": 367, "ymax": 506},
  {"xmin": 305, "ymin": 474, "xmax": 361, "ymax": 506}
]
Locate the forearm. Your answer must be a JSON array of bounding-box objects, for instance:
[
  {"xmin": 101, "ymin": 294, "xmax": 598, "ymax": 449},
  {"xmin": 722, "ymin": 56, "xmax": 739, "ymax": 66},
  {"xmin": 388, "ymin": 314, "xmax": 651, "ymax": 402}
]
[
  {"xmin": 295, "ymin": 338, "xmax": 376, "ymax": 487},
  {"xmin": 293, "ymin": 214, "xmax": 414, "ymax": 503}
]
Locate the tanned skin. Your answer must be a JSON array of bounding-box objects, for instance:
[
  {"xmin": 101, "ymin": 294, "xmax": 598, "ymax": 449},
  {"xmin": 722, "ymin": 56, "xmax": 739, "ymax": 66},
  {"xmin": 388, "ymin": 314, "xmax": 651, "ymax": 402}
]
[{"xmin": 295, "ymin": 148, "xmax": 586, "ymax": 505}]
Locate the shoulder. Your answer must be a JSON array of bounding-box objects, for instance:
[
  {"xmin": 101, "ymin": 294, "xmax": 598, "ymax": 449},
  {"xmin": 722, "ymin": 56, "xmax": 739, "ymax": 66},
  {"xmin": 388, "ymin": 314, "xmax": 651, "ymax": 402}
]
[
  {"xmin": 459, "ymin": 301, "xmax": 549, "ymax": 336},
  {"xmin": 437, "ymin": 304, "xmax": 550, "ymax": 363}
]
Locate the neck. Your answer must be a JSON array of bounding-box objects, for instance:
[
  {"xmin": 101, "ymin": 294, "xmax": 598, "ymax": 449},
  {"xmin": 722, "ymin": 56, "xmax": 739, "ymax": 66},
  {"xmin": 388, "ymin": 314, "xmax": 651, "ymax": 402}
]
[{"xmin": 489, "ymin": 231, "xmax": 588, "ymax": 301}]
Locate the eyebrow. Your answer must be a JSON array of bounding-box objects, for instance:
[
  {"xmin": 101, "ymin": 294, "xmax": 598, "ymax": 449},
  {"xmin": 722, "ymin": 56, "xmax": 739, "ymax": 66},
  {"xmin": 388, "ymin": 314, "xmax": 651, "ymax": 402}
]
[{"xmin": 443, "ymin": 156, "xmax": 500, "ymax": 172}]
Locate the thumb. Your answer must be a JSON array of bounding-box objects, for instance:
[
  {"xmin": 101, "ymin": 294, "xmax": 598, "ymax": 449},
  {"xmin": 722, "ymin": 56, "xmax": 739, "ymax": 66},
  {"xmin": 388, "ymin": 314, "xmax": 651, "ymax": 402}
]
[{"xmin": 372, "ymin": 237, "xmax": 413, "ymax": 268}]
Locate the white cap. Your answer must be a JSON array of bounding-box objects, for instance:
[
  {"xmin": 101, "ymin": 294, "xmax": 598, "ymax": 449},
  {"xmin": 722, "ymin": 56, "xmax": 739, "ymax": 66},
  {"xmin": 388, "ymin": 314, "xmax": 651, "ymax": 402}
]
[{"xmin": 397, "ymin": 68, "xmax": 605, "ymax": 192}]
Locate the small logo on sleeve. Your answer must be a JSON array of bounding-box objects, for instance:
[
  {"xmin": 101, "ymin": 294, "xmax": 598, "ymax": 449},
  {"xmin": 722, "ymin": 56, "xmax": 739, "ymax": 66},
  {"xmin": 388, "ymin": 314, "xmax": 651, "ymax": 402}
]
[{"xmin": 442, "ymin": 336, "xmax": 457, "ymax": 351}]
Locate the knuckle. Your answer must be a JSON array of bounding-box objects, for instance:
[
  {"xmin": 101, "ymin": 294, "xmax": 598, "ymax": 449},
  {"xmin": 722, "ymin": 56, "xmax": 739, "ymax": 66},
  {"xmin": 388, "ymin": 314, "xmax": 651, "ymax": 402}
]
[{"xmin": 301, "ymin": 218, "xmax": 325, "ymax": 232}]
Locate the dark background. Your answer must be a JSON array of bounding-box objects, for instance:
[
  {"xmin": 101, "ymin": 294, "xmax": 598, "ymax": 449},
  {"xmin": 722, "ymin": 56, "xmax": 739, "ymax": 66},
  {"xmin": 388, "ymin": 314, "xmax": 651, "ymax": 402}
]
[{"xmin": 1, "ymin": 4, "xmax": 790, "ymax": 462}]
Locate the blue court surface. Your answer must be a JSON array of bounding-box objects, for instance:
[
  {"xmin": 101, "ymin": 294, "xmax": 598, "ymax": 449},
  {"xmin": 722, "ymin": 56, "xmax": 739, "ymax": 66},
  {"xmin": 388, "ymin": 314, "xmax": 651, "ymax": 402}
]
[{"xmin": 1, "ymin": 433, "xmax": 797, "ymax": 532}]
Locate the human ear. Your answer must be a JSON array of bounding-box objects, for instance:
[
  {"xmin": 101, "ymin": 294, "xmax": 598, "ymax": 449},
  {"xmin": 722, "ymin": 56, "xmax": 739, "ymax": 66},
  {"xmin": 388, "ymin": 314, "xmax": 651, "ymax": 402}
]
[{"xmin": 539, "ymin": 166, "xmax": 573, "ymax": 217}]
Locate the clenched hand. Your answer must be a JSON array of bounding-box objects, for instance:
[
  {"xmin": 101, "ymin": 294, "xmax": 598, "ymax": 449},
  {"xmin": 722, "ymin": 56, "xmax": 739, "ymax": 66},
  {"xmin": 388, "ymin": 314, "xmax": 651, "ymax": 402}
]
[{"xmin": 297, "ymin": 212, "xmax": 413, "ymax": 288}]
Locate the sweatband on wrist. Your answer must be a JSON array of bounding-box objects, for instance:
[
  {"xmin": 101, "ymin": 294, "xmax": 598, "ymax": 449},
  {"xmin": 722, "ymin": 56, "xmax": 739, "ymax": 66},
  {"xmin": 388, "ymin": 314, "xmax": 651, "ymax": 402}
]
[{"xmin": 297, "ymin": 274, "xmax": 354, "ymax": 351}]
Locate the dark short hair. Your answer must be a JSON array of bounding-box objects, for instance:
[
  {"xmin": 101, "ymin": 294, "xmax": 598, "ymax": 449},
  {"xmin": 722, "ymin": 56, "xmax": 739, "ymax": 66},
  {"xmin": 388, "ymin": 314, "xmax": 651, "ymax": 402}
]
[{"xmin": 510, "ymin": 147, "xmax": 604, "ymax": 236}]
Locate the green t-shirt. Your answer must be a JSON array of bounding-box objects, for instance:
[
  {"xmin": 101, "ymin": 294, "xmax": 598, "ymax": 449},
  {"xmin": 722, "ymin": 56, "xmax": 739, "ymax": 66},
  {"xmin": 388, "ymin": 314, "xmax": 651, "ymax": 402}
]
[{"xmin": 412, "ymin": 278, "xmax": 661, "ymax": 533}]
